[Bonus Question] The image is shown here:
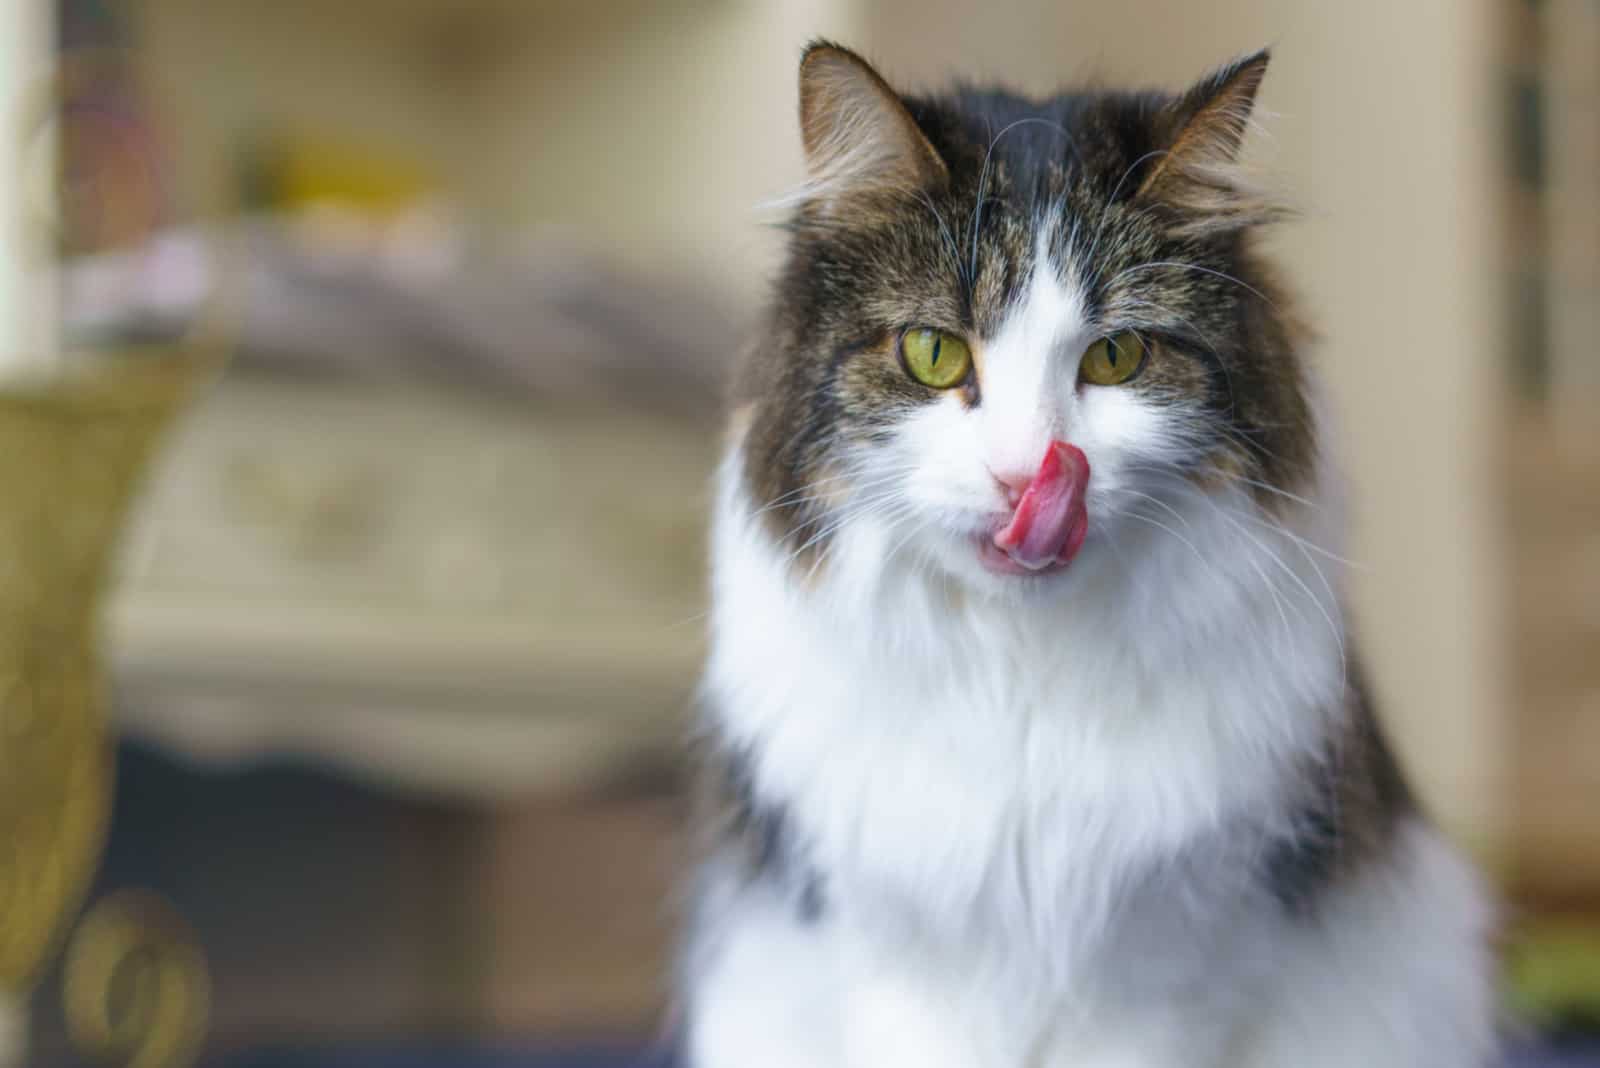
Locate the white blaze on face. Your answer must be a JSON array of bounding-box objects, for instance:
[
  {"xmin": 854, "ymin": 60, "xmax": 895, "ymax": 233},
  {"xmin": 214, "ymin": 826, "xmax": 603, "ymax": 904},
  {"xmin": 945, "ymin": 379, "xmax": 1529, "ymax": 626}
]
[
  {"xmin": 975, "ymin": 234, "xmax": 1093, "ymax": 486},
  {"xmin": 888, "ymin": 228, "xmax": 1175, "ymax": 559}
]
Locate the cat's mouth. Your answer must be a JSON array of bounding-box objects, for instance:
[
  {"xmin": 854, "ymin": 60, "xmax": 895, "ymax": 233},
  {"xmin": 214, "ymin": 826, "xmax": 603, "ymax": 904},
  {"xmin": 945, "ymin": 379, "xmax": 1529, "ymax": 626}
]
[{"xmin": 982, "ymin": 441, "xmax": 1090, "ymax": 576}]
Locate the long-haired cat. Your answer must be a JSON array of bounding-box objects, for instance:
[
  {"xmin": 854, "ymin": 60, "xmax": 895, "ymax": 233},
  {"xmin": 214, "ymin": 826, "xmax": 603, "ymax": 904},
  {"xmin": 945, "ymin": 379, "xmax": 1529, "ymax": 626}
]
[{"xmin": 683, "ymin": 43, "xmax": 1496, "ymax": 1068}]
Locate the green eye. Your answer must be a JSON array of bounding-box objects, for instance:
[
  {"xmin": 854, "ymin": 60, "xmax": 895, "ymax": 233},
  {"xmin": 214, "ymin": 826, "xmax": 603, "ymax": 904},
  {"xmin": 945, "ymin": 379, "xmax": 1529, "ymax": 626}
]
[
  {"xmin": 901, "ymin": 328, "xmax": 973, "ymax": 389},
  {"xmin": 1079, "ymin": 332, "xmax": 1147, "ymax": 386}
]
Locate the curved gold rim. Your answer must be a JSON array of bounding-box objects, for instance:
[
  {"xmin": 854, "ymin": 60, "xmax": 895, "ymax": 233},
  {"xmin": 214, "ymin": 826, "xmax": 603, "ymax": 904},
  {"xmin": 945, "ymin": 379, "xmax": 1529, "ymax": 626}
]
[{"xmin": 63, "ymin": 892, "xmax": 209, "ymax": 1068}]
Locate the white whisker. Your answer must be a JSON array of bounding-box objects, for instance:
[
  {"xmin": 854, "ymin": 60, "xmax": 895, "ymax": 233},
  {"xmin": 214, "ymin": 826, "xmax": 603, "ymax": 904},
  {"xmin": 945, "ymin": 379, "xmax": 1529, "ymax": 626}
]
[{"xmin": 1105, "ymin": 260, "xmax": 1278, "ymax": 309}]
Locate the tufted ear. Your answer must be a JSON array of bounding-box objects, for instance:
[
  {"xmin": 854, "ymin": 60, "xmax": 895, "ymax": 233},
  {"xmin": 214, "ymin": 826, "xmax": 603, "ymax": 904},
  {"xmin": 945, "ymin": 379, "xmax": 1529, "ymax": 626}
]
[
  {"xmin": 796, "ymin": 42, "xmax": 947, "ymax": 210},
  {"xmin": 1138, "ymin": 49, "xmax": 1283, "ymax": 232}
]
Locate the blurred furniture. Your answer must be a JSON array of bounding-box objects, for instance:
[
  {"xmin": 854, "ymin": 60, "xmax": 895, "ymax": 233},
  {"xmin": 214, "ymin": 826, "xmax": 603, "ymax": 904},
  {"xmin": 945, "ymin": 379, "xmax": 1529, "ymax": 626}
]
[
  {"xmin": 1507, "ymin": 413, "xmax": 1600, "ymax": 908},
  {"xmin": 85, "ymin": 220, "xmax": 727, "ymax": 798},
  {"xmin": 110, "ymin": 372, "xmax": 710, "ymax": 797},
  {"xmin": 69, "ymin": 0, "xmax": 756, "ymax": 1046},
  {"xmin": 19, "ymin": 745, "xmax": 684, "ymax": 1065},
  {"xmin": 1504, "ymin": 0, "xmax": 1600, "ymax": 914},
  {"xmin": 1497, "ymin": 0, "xmax": 1600, "ymax": 1038},
  {"xmin": 52, "ymin": 220, "xmax": 726, "ymax": 1056},
  {"xmin": 0, "ymin": 350, "xmax": 219, "ymax": 1068}
]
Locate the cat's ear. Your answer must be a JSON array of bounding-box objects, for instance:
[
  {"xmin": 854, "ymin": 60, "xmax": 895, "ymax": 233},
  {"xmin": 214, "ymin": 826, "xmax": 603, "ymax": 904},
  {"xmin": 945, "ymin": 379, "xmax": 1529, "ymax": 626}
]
[
  {"xmin": 1138, "ymin": 49, "xmax": 1284, "ymax": 232},
  {"xmin": 796, "ymin": 42, "xmax": 947, "ymax": 210}
]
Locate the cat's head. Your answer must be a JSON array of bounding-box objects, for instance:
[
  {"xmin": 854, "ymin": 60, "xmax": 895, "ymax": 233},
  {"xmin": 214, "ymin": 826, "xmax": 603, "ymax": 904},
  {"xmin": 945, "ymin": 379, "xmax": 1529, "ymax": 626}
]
[{"xmin": 733, "ymin": 43, "xmax": 1314, "ymax": 599}]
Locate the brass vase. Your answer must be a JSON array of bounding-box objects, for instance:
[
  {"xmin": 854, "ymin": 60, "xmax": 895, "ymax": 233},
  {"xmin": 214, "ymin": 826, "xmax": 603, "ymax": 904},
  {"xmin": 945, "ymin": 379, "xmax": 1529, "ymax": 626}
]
[{"xmin": 0, "ymin": 347, "xmax": 216, "ymax": 1064}]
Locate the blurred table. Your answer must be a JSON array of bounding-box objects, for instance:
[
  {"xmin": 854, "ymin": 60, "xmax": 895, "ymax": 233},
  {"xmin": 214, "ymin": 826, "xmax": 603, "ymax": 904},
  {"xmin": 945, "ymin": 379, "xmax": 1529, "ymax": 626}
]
[{"xmin": 108, "ymin": 373, "xmax": 714, "ymax": 799}]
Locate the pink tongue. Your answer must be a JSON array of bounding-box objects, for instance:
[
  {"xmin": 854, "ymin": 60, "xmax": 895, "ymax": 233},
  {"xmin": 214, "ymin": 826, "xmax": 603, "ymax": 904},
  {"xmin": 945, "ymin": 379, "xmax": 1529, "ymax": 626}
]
[{"xmin": 994, "ymin": 441, "xmax": 1091, "ymax": 570}]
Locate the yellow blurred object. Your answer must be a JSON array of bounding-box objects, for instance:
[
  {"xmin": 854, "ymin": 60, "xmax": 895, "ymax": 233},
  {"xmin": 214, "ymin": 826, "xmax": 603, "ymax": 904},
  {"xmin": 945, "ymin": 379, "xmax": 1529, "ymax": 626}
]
[
  {"xmin": 269, "ymin": 132, "xmax": 439, "ymax": 215},
  {"xmin": 1508, "ymin": 918, "xmax": 1600, "ymax": 1031},
  {"xmin": 0, "ymin": 346, "xmax": 219, "ymax": 993},
  {"xmin": 63, "ymin": 891, "xmax": 210, "ymax": 1068}
]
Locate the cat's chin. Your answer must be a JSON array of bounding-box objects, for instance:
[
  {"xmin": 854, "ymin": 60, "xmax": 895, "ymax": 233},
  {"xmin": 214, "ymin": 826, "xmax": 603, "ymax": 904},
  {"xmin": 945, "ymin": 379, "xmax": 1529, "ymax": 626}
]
[{"xmin": 974, "ymin": 536, "xmax": 1076, "ymax": 577}]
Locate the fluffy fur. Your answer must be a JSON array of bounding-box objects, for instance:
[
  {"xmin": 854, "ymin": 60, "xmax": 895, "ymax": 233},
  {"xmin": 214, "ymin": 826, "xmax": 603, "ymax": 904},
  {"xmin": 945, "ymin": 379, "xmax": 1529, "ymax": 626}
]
[{"xmin": 682, "ymin": 42, "xmax": 1496, "ymax": 1068}]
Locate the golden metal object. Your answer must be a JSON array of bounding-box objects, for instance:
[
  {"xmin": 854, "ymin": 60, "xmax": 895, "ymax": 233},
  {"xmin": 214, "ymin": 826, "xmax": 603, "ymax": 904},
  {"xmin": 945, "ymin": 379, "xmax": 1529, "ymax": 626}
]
[
  {"xmin": 62, "ymin": 891, "xmax": 209, "ymax": 1068},
  {"xmin": 0, "ymin": 39, "xmax": 232, "ymax": 1068},
  {"xmin": 0, "ymin": 348, "xmax": 216, "ymax": 989}
]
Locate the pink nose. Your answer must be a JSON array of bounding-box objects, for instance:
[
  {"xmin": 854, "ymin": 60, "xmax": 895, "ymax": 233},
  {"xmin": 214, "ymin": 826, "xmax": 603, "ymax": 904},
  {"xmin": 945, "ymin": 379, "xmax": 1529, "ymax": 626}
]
[{"xmin": 995, "ymin": 471, "xmax": 1032, "ymax": 508}]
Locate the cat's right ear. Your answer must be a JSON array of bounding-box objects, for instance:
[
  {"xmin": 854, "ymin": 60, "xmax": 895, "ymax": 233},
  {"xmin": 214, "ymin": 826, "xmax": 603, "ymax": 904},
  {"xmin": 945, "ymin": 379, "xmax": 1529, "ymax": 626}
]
[
  {"xmin": 1135, "ymin": 49, "xmax": 1285, "ymax": 234},
  {"xmin": 796, "ymin": 42, "xmax": 948, "ymax": 211}
]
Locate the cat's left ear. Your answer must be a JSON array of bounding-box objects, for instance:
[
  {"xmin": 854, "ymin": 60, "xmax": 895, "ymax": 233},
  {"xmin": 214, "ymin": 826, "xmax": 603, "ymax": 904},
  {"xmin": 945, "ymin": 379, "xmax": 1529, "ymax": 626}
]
[
  {"xmin": 1138, "ymin": 49, "xmax": 1283, "ymax": 231},
  {"xmin": 796, "ymin": 42, "xmax": 948, "ymax": 212}
]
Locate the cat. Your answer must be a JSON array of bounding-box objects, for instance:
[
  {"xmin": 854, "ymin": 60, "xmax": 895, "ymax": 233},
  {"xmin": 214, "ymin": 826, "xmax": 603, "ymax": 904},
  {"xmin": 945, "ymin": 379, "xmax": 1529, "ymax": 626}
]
[{"xmin": 681, "ymin": 42, "xmax": 1497, "ymax": 1068}]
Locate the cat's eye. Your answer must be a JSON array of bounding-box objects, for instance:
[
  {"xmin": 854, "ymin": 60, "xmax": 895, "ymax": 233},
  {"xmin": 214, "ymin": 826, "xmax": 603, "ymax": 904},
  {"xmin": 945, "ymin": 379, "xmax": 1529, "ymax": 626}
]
[
  {"xmin": 1079, "ymin": 332, "xmax": 1147, "ymax": 387},
  {"xmin": 901, "ymin": 328, "xmax": 973, "ymax": 389}
]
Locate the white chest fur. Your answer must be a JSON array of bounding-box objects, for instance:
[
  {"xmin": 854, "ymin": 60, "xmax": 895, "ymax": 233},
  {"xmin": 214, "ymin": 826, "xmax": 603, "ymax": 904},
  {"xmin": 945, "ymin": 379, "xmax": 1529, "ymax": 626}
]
[
  {"xmin": 692, "ymin": 447, "xmax": 1497, "ymax": 1068},
  {"xmin": 703, "ymin": 445, "xmax": 1347, "ymax": 982}
]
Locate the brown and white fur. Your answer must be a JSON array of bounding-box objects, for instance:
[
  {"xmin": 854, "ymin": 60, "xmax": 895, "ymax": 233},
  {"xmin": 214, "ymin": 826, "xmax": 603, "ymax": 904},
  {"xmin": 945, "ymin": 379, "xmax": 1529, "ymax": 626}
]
[{"xmin": 682, "ymin": 43, "xmax": 1497, "ymax": 1068}]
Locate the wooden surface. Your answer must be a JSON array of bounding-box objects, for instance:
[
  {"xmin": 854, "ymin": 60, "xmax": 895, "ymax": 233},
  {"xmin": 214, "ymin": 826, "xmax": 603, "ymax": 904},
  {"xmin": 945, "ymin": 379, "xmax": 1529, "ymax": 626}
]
[
  {"xmin": 1507, "ymin": 410, "xmax": 1600, "ymax": 904},
  {"xmin": 471, "ymin": 793, "xmax": 682, "ymax": 1041}
]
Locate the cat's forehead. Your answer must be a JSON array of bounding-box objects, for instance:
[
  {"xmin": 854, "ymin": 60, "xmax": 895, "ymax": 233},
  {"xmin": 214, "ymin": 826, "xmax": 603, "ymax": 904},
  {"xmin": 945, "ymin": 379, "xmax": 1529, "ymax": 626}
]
[
  {"xmin": 916, "ymin": 84, "xmax": 1161, "ymax": 177},
  {"xmin": 875, "ymin": 88, "xmax": 1171, "ymax": 336}
]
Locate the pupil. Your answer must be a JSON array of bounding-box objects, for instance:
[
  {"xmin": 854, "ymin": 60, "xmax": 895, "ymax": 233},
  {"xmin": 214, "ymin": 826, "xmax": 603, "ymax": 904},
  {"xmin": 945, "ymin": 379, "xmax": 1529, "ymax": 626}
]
[
  {"xmin": 1107, "ymin": 339, "xmax": 1119, "ymax": 367},
  {"xmin": 930, "ymin": 335, "xmax": 942, "ymax": 366}
]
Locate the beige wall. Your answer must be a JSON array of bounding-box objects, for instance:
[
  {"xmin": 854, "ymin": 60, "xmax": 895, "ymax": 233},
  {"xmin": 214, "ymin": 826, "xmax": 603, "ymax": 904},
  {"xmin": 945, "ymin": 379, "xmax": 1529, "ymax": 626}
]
[
  {"xmin": 451, "ymin": 0, "xmax": 861, "ymax": 305},
  {"xmin": 138, "ymin": 0, "xmax": 862, "ymax": 306}
]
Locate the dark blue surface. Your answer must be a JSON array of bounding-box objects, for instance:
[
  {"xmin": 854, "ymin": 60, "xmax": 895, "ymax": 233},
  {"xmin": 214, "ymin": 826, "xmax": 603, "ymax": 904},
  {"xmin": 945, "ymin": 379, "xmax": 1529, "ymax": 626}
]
[
  {"xmin": 1515, "ymin": 1042, "xmax": 1600, "ymax": 1068},
  {"xmin": 212, "ymin": 1042, "xmax": 1600, "ymax": 1068},
  {"xmin": 216, "ymin": 1047, "xmax": 675, "ymax": 1068}
]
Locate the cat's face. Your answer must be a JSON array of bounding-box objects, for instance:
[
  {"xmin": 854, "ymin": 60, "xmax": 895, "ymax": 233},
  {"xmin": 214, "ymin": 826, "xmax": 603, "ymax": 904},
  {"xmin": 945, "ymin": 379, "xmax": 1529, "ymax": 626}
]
[{"xmin": 735, "ymin": 44, "xmax": 1314, "ymax": 598}]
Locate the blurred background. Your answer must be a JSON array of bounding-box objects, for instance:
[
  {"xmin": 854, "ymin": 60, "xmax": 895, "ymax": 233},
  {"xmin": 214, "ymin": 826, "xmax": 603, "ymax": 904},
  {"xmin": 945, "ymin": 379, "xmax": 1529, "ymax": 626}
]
[{"xmin": 0, "ymin": 0, "xmax": 1596, "ymax": 1065}]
